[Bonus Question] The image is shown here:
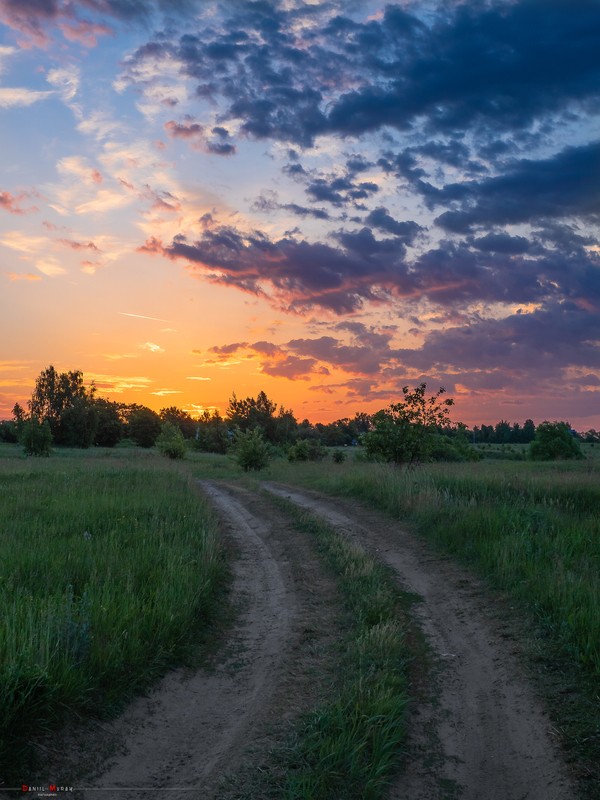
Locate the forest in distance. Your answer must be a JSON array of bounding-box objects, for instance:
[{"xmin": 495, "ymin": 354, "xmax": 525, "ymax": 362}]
[{"xmin": 0, "ymin": 365, "xmax": 592, "ymax": 463}]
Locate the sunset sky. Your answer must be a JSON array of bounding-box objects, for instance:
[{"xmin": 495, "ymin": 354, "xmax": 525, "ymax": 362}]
[{"xmin": 1, "ymin": 0, "xmax": 599, "ymax": 428}]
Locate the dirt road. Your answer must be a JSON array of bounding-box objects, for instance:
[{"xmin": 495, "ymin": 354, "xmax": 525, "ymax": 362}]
[{"xmin": 57, "ymin": 479, "xmax": 576, "ymax": 799}]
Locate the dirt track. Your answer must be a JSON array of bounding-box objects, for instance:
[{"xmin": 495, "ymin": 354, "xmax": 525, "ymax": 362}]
[{"xmin": 43, "ymin": 480, "xmax": 577, "ymax": 799}]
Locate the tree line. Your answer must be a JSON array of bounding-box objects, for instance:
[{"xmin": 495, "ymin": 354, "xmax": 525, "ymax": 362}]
[{"xmin": 0, "ymin": 365, "xmax": 586, "ymax": 463}]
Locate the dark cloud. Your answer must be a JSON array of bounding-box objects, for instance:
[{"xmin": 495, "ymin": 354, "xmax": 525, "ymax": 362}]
[
  {"xmin": 364, "ymin": 207, "xmax": 422, "ymax": 244},
  {"xmin": 398, "ymin": 304, "xmax": 600, "ymax": 375},
  {"xmin": 141, "ymin": 216, "xmax": 600, "ymax": 316},
  {"xmin": 146, "ymin": 224, "xmax": 414, "ymax": 313},
  {"xmin": 433, "ymin": 141, "xmax": 600, "ymax": 232},
  {"xmin": 327, "ymin": 1, "xmax": 600, "ymax": 139},
  {"xmin": 470, "ymin": 232, "xmax": 530, "ymax": 254},
  {"xmin": 252, "ymin": 192, "xmax": 330, "ymax": 220}
]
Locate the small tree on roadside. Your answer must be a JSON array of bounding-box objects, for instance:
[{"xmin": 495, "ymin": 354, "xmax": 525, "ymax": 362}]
[
  {"xmin": 529, "ymin": 421, "xmax": 583, "ymax": 461},
  {"xmin": 232, "ymin": 427, "xmax": 270, "ymax": 471},
  {"xmin": 156, "ymin": 421, "xmax": 187, "ymax": 460},
  {"xmin": 363, "ymin": 384, "xmax": 455, "ymax": 466}
]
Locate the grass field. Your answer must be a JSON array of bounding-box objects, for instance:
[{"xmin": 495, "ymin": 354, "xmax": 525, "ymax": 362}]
[
  {"xmin": 0, "ymin": 446, "xmax": 225, "ymax": 779},
  {"xmin": 2, "ymin": 441, "xmax": 599, "ymax": 793}
]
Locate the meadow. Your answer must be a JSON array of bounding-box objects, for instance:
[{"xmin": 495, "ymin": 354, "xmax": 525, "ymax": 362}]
[
  {"xmin": 254, "ymin": 451, "xmax": 600, "ymax": 787},
  {"xmin": 2, "ymin": 441, "xmax": 599, "ymax": 794},
  {"xmin": 0, "ymin": 446, "xmax": 224, "ymax": 778}
]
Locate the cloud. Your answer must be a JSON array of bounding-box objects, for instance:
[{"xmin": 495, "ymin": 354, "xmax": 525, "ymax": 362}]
[
  {"xmin": 165, "ymin": 117, "xmax": 237, "ymax": 156},
  {"xmin": 0, "ymin": 0, "xmax": 195, "ymax": 46},
  {"xmin": 143, "ymin": 223, "xmax": 417, "ymax": 313},
  {"xmin": 58, "ymin": 238, "xmax": 101, "ymax": 252},
  {"xmin": 0, "ymin": 87, "xmax": 53, "ymax": 107},
  {"xmin": 433, "ymin": 141, "xmax": 600, "ymax": 232},
  {"xmin": 5, "ymin": 272, "xmax": 42, "ymax": 281},
  {"xmin": 0, "ymin": 190, "xmax": 36, "ymax": 215},
  {"xmin": 203, "ymin": 323, "xmax": 402, "ymax": 383},
  {"xmin": 118, "ymin": 1, "xmax": 600, "ymax": 150},
  {"xmin": 140, "ymin": 341, "xmax": 165, "ymax": 353}
]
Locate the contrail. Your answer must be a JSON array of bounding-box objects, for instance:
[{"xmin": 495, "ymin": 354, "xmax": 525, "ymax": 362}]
[{"xmin": 119, "ymin": 312, "xmax": 171, "ymax": 322}]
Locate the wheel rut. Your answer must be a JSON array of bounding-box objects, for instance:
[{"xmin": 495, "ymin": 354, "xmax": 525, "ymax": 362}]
[{"xmin": 263, "ymin": 481, "xmax": 578, "ymax": 800}]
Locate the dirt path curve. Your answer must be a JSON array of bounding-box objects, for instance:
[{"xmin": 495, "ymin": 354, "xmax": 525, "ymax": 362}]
[
  {"xmin": 78, "ymin": 480, "xmax": 339, "ymax": 800},
  {"xmin": 263, "ymin": 482, "xmax": 578, "ymax": 800}
]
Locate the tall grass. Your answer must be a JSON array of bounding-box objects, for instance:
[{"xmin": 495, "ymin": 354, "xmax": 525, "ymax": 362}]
[
  {"xmin": 266, "ymin": 499, "xmax": 409, "ymax": 800},
  {"xmin": 0, "ymin": 451, "xmax": 225, "ymax": 776}
]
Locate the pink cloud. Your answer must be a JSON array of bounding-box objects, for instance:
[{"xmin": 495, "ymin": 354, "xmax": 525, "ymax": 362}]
[{"xmin": 0, "ymin": 190, "xmax": 36, "ymax": 215}]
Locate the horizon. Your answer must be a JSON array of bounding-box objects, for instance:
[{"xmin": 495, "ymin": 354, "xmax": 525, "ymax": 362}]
[{"xmin": 1, "ymin": 1, "xmax": 599, "ymax": 429}]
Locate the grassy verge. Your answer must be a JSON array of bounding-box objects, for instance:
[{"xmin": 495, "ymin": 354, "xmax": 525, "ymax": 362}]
[
  {"xmin": 265, "ymin": 457, "xmax": 600, "ymax": 796},
  {"xmin": 0, "ymin": 451, "xmax": 226, "ymax": 782},
  {"xmin": 264, "ymin": 494, "xmax": 412, "ymax": 800}
]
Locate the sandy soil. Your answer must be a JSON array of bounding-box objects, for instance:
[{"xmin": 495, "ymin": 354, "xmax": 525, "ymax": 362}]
[
  {"xmin": 263, "ymin": 482, "xmax": 577, "ymax": 800},
  {"xmin": 17, "ymin": 479, "xmax": 579, "ymax": 799}
]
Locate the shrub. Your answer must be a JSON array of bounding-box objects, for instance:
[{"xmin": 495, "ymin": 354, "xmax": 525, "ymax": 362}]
[
  {"xmin": 530, "ymin": 421, "xmax": 583, "ymax": 461},
  {"xmin": 156, "ymin": 422, "xmax": 186, "ymax": 460},
  {"xmin": 232, "ymin": 427, "xmax": 270, "ymax": 471},
  {"xmin": 332, "ymin": 449, "xmax": 346, "ymax": 463},
  {"xmin": 287, "ymin": 439, "xmax": 328, "ymax": 462},
  {"xmin": 20, "ymin": 416, "xmax": 52, "ymax": 456}
]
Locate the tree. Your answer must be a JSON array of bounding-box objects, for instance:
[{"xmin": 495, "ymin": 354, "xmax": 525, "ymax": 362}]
[
  {"xmin": 195, "ymin": 410, "xmax": 230, "ymax": 454},
  {"xmin": 529, "ymin": 422, "xmax": 583, "ymax": 461},
  {"xmin": 363, "ymin": 384, "xmax": 455, "ymax": 466},
  {"xmin": 159, "ymin": 406, "xmax": 197, "ymax": 439},
  {"xmin": 232, "ymin": 427, "xmax": 270, "ymax": 471},
  {"xmin": 59, "ymin": 397, "xmax": 98, "ymax": 448},
  {"xmin": 26, "ymin": 365, "xmax": 100, "ymax": 447},
  {"xmin": 522, "ymin": 419, "xmax": 536, "ymax": 443},
  {"xmin": 94, "ymin": 399, "xmax": 124, "ymax": 447},
  {"xmin": 29, "ymin": 365, "xmax": 95, "ymax": 441},
  {"xmin": 156, "ymin": 421, "xmax": 186, "ymax": 459},
  {"xmin": 128, "ymin": 407, "xmax": 162, "ymax": 448},
  {"xmin": 226, "ymin": 390, "xmax": 278, "ymax": 441},
  {"xmin": 0, "ymin": 420, "xmax": 18, "ymax": 443}
]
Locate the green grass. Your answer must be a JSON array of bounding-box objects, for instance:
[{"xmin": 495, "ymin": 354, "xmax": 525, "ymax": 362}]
[
  {"xmin": 264, "ymin": 497, "xmax": 411, "ymax": 800},
  {"xmin": 0, "ymin": 448, "xmax": 225, "ymax": 779}
]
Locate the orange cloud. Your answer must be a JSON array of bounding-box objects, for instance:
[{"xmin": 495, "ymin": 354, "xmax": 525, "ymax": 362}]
[{"xmin": 5, "ymin": 272, "xmax": 42, "ymax": 281}]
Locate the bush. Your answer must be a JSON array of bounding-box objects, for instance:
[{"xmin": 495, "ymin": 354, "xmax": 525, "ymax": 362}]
[
  {"xmin": 156, "ymin": 422, "xmax": 186, "ymax": 460},
  {"xmin": 232, "ymin": 428, "xmax": 270, "ymax": 471},
  {"xmin": 332, "ymin": 449, "xmax": 346, "ymax": 463},
  {"xmin": 288, "ymin": 439, "xmax": 328, "ymax": 462},
  {"xmin": 20, "ymin": 416, "xmax": 52, "ymax": 456},
  {"xmin": 530, "ymin": 421, "xmax": 583, "ymax": 461}
]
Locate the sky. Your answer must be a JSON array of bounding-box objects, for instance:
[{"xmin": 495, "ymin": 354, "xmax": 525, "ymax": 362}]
[{"xmin": 1, "ymin": 0, "xmax": 599, "ymax": 428}]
